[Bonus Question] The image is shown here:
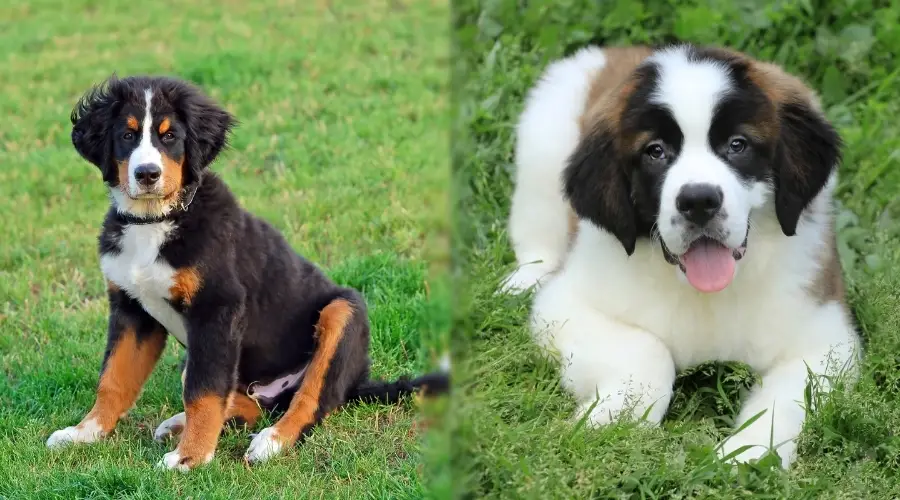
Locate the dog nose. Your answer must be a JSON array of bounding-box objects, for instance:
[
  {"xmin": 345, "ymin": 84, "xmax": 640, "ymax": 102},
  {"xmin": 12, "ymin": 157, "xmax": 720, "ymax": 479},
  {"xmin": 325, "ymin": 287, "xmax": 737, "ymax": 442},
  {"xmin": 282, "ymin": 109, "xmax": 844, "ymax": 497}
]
[
  {"xmin": 134, "ymin": 164, "xmax": 162, "ymax": 186},
  {"xmin": 676, "ymin": 183, "xmax": 723, "ymax": 226}
]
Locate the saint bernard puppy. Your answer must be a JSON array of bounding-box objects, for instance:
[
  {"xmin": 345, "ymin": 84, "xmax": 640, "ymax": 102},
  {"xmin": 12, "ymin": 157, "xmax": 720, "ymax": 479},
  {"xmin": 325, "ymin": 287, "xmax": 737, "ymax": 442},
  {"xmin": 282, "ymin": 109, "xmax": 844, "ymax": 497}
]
[{"xmin": 501, "ymin": 44, "xmax": 861, "ymax": 468}]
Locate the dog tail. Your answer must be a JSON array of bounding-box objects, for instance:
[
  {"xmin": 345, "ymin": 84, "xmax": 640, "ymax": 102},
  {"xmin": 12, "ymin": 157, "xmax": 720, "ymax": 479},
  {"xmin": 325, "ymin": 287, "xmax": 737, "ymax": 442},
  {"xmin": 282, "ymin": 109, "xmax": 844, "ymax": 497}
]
[{"xmin": 347, "ymin": 352, "xmax": 451, "ymax": 405}]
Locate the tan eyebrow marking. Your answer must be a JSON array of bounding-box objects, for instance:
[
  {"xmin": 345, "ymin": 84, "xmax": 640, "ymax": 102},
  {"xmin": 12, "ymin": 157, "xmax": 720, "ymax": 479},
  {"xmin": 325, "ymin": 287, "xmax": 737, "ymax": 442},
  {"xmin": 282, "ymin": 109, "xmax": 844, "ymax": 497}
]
[
  {"xmin": 158, "ymin": 118, "xmax": 171, "ymax": 134},
  {"xmin": 126, "ymin": 116, "xmax": 139, "ymax": 131}
]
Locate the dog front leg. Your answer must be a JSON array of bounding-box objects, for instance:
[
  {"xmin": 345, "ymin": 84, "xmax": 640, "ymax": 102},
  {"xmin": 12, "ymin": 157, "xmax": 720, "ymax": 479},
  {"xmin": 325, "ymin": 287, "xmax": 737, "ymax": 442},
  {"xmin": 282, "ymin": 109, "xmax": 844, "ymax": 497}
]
[
  {"xmin": 157, "ymin": 301, "xmax": 243, "ymax": 472},
  {"xmin": 48, "ymin": 289, "xmax": 166, "ymax": 448},
  {"xmin": 719, "ymin": 322, "xmax": 860, "ymax": 468}
]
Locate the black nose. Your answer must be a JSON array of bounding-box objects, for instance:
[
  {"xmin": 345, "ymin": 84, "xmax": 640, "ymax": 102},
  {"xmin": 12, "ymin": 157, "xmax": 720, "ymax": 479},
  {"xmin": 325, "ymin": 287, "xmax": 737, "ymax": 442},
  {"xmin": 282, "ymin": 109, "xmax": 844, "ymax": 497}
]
[
  {"xmin": 675, "ymin": 183, "xmax": 723, "ymax": 226},
  {"xmin": 134, "ymin": 164, "xmax": 162, "ymax": 186}
]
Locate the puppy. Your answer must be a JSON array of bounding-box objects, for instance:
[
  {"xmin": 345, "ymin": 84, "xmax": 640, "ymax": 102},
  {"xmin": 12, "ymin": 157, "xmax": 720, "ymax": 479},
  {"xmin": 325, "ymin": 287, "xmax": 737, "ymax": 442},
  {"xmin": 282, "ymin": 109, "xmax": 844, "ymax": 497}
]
[
  {"xmin": 46, "ymin": 75, "xmax": 448, "ymax": 471},
  {"xmin": 502, "ymin": 44, "xmax": 860, "ymax": 468}
]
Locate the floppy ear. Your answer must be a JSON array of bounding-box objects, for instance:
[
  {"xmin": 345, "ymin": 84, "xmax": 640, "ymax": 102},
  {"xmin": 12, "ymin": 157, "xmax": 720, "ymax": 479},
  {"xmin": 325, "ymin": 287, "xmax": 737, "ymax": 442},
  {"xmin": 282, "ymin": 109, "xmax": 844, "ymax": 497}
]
[
  {"xmin": 179, "ymin": 86, "xmax": 236, "ymax": 184},
  {"xmin": 71, "ymin": 79, "xmax": 119, "ymax": 185},
  {"xmin": 563, "ymin": 127, "xmax": 637, "ymax": 255},
  {"xmin": 773, "ymin": 100, "xmax": 842, "ymax": 236}
]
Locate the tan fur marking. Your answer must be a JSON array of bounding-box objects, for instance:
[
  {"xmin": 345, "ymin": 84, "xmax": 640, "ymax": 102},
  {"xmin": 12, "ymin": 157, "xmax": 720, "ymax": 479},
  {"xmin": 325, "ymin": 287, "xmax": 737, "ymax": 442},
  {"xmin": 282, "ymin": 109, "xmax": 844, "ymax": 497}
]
[
  {"xmin": 176, "ymin": 394, "xmax": 226, "ymax": 466},
  {"xmin": 106, "ymin": 280, "xmax": 120, "ymax": 294},
  {"xmin": 271, "ymin": 299, "xmax": 354, "ymax": 444},
  {"xmin": 126, "ymin": 116, "xmax": 139, "ymax": 131},
  {"xmin": 226, "ymin": 392, "xmax": 262, "ymax": 428},
  {"xmin": 163, "ymin": 391, "xmax": 262, "ymax": 442},
  {"xmin": 161, "ymin": 153, "xmax": 184, "ymax": 198},
  {"xmin": 78, "ymin": 327, "xmax": 166, "ymax": 433},
  {"xmin": 158, "ymin": 117, "xmax": 171, "ymax": 135},
  {"xmin": 747, "ymin": 60, "xmax": 820, "ymax": 111},
  {"xmin": 116, "ymin": 160, "xmax": 129, "ymax": 188},
  {"xmin": 581, "ymin": 46, "xmax": 654, "ymax": 134},
  {"xmin": 808, "ymin": 227, "xmax": 846, "ymax": 304},
  {"xmin": 169, "ymin": 267, "xmax": 202, "ymax": 306},
  {"xmin": 567, "ymin": 208, "xmax": 579, "ymax": 240},
  {"xmin": 623, "ymin": 130, "xmax": 654, "ymax": 155},
  {"xmin": 740, "ymin": 123, "xmax": 773, "ymax": 144}
]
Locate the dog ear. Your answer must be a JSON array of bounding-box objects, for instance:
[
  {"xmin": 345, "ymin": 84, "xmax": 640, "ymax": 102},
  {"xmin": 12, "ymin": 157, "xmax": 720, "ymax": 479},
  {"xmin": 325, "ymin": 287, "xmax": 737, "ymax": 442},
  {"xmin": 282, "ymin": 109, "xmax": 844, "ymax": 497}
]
[
  {"xmin": 563, "ymin": 127, "xmax": 637, "ymax": 255},
  {"xmin": 179, "ymin": 85, "xmax": 236, "ymax": 184},
  {"xmin": 773, "ymin": 100, "xmax": 842, "ymax": 236},
  {"xmin": 71, "ymin": 78, "xmax": 120, "ymax": 185}
]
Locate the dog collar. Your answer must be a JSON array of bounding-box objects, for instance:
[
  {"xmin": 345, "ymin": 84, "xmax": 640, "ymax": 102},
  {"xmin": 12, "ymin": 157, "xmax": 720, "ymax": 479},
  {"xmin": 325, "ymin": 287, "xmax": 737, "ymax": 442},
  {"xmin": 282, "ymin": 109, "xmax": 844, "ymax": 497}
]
[{"xmin": 118, "ymin": 183, "xmax": 200, "ymax": 225}]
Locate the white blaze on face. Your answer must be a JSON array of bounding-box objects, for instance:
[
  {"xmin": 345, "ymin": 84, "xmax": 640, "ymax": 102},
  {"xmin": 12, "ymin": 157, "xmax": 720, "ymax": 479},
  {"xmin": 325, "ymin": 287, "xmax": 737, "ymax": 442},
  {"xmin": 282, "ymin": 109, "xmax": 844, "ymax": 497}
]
[
  {"xmin": 649, "ymin": 48, "xmax": 757, "ymax": 251},
  {"xmin": 645, "ymin": 47, "xmax": 768, "ymax": 293},
  {"xmin": 127, "ymin": 88, "xmax": 163, "ymax": 196}
]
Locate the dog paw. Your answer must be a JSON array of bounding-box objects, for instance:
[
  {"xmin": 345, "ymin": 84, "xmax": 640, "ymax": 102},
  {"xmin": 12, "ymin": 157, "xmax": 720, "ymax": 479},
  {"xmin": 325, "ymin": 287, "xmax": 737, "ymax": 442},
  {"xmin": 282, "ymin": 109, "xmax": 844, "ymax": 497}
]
[
  {"xmin": 244, "ymin": 427, "xmax": 287, "ymax": 464},
  {"xmin": 156, "ymin": 448, "xmax": 213, "ymax": 472},
  {"xmin": 46, "ymin": 419, "xmax": 104, "ymax": 448},
  {"xmin": 574, "ymin": 397, "xmax": 640, "ymax": 428},
  {"xmin": 497, "ymin": 264, "xmax": 553, "ymax": 295},
  {"xmin": 574, "ymin": 400, "xmax": 628, "ymax": 427},
  {"xmin": 718, "ymin": 438, "xmax": 769, "ymax": 464},
  {"xmin": 153, "ymin": 412, "xmax": 186, "ymax": 442},
  {"xmin": 717, "ymin": 435, "xmax": 793, "ymax": 469},
  {"xmin": 573, "ymin": 393, "xmax": 667, "ymax": 429}
]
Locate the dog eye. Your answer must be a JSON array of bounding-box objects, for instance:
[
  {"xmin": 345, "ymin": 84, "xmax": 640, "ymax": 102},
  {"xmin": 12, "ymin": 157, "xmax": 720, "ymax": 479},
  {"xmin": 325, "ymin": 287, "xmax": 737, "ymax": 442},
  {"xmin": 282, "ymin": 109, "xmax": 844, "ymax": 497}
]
[
  {"xmin": 161, "ymin": 132, "xmax": 175, "ymax": 142},
  {"xmin": 729, "ymin": 137, "xmax": 747, "ymax": 154},
  {"xmin": 645, "ymin": 144, "xmax": 666, "ymax": 160},
  {"xmin": 122, "ymin": 132, "xmax": 135, "ymax": 141}
]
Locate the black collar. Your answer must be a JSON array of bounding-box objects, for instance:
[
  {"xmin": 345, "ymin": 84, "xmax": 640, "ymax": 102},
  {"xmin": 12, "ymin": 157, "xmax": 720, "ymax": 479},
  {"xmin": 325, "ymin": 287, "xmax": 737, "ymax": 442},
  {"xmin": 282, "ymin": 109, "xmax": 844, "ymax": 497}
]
[{"xmin": 118, "ymin": 183, "xmax": 200, "ymax": 225}]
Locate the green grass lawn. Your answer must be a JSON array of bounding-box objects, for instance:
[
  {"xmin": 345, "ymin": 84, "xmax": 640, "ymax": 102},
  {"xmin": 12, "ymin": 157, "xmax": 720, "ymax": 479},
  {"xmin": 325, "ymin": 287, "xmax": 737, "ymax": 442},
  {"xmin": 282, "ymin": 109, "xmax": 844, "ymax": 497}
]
[
  {"xmin": 452, "ymin": 1, "xmax": 900, "ymax": 498},
  {"xmin": 0, "ymin": 0, "xmax": 450, "ymax": 497}
]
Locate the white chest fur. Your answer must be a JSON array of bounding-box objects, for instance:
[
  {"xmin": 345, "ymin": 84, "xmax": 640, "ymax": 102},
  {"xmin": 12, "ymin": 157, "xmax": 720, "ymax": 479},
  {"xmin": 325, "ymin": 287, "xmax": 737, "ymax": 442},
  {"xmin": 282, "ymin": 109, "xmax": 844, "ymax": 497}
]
[{"xmin": 100, "ymin": 222, "xmax": 189, "ymax": 346}]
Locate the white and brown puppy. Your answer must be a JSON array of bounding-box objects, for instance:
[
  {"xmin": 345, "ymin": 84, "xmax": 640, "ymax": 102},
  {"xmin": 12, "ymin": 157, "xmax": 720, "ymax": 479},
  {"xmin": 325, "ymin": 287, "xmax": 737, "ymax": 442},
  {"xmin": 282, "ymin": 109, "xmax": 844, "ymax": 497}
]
[{"xmin": 502, "ymin": 44, "xmax": 861, "ymax": 468}]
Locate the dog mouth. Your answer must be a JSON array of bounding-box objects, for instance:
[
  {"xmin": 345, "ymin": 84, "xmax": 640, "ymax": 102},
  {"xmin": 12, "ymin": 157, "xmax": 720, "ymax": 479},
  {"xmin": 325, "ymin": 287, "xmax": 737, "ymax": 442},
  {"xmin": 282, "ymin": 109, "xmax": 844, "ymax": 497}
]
[
  {"xmin": 131, "ymin": 192, "xmax": 164, "ymax": 199},
  {"xmin": 124, "ymin": 186, "xmax": 177, "ymax": 201},
  {"xmin": 662, "ymin": 233, "xmax": 748, "ymax": 294}
]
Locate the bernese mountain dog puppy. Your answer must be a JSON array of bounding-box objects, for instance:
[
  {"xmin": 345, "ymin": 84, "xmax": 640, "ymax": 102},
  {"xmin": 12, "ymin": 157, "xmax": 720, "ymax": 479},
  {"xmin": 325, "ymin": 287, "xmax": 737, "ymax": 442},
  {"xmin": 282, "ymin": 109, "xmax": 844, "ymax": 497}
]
[
  {"xmin": 501, "ymin": 44, "xmax": 861, "ymax": 468},
  {"xmin": 46, "ymin": 75, "xmax": 448, "ymax": 471}
]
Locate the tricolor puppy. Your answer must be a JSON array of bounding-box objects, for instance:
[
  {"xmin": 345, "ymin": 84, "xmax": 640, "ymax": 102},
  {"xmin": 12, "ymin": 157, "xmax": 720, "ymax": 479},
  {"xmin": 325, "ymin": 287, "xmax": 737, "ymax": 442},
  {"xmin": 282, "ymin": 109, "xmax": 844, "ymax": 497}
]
[
  {"xmin": 502, "ymin": 44, "xmax": 861, "ymax": 468},
  {"xmin": 46, "ymin": 76, "xmax": 448, "ymax": 471}
]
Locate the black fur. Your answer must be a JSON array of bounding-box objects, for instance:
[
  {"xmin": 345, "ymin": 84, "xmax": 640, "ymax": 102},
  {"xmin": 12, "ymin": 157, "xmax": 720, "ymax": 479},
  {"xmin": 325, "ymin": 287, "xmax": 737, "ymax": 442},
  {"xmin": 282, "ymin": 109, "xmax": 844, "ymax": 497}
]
[
  {"xmin": 564, "ymin": 126, "xmax": 639, "ymax": 255},
  {"xmin": 349, "ymin": 372, "xmax": 452, "ymax": 404},
  {"xmin": 563, "ymin": 61, "xmax": 683, "ymax": 255},
  {"xmin": 74, "ymin": 75, "xmax": 448, "ymax": 451},
  {"xmin": 71, "ymin": 80, "xmax": 121, "ymax": 184},
  {"xmin": 773, "ymin": 101, "xmax": 842, "ymax": 236},
  {"xmin": 707, "ymin": 91, "xmax": 777, "ymax": 185},
  {"xmin": 158, "ymin": 81, "xmax": 235, "ymax": 185}
]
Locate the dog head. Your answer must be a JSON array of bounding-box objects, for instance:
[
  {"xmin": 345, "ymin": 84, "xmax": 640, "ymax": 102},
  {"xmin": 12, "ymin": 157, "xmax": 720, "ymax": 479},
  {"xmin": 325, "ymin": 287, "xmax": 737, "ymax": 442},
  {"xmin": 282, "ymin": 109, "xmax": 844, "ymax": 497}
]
[
  {"xmin": 71, "ymin": 75, "xmax": 236, "ymax": 218},
  {"xmin": 564, "ymin": 44, "xmax": 841, "ymax": 292}
]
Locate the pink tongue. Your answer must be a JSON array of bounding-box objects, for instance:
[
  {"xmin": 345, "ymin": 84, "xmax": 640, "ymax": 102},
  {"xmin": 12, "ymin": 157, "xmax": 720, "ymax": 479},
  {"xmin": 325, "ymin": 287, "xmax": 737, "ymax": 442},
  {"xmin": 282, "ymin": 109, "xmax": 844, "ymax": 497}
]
[{"xmin": 681, "ymin": 240, "xmax": 736, "ymax": 293}]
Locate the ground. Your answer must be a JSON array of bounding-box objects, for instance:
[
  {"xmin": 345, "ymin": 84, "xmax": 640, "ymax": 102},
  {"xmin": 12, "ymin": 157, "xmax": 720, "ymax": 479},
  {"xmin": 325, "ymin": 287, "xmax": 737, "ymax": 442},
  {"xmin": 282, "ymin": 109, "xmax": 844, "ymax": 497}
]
[
  {"xmin": 453, "ymin": 1, "xmax": 900, "ymax": 498},
  {"xmin": 0, "ymin": 0, "xmax": 449, "ymax": 498}
]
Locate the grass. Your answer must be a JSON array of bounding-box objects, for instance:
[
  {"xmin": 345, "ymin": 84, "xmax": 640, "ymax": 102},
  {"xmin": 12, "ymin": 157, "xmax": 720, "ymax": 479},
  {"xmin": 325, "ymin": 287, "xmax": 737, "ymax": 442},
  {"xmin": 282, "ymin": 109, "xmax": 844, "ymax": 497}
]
[
  {"xmin": 0, "ymin": 0, "xmax": 450, "ymax": 498},
  {"xmin": 452, "ymin": 0, "xmax": 900, "ymax": 498}
]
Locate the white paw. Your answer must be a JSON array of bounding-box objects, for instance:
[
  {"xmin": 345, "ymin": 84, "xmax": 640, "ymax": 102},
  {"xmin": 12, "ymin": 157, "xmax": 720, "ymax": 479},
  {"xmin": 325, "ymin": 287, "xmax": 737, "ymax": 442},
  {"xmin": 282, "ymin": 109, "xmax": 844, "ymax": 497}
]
[
  {"xmin": 156, "ymin": 449, "xmax": 213, "ymax": 473},
  {"xmin": 157, "ymin": 450, "xmax": 191, "ymax": 473},
  {"xmin": 574, "ymin": 399, "xmax": 631, "ymax": 427},
  {"xmin": 718, "ymin": 434, "xmax": 795, "ymax": 468},
  {"xmin": 244, "ymin": 427, "xmax": 285, "ymax": 464},
  {"xmin": 153, "ymin": 412, "xmax": 186, "ymax": 442},
  {"xmin": 575, "ymin": 396, "xmax": 642, "ymax": 427},
  {"xmin": 573, "ymin": 390, "xmax": 668, "ymax": 428},
  {"xmin": 497, "ymin": 264, "xmax": 554, "ymax": 295},
  {"xmin": 46, "ymin": 419, "xmax": 103, "ymax": 448}
]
